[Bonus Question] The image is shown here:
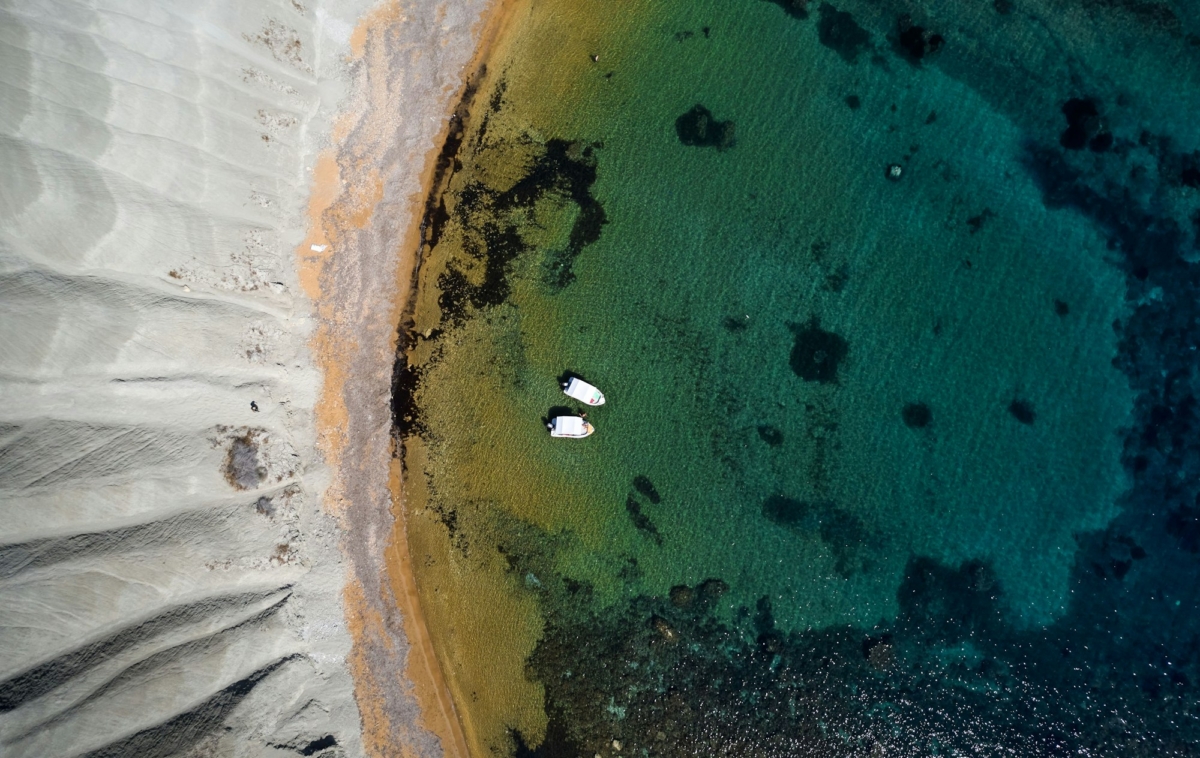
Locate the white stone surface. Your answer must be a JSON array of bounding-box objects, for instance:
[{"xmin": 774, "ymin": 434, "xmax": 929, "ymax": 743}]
[{"xmin": 0, "ymin": 0, "xmax": 474, "ymax": 755}]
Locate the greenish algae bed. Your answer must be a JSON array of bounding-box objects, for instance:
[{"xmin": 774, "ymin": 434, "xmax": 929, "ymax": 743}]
[{"xmin": 397, "ymin": 0, "xmax": 1200, "ymax": 755}]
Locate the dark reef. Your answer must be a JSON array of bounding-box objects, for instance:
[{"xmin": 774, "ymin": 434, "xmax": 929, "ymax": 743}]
[
  {"xmin": 1007, "ymin": 398, "xmax": 1036, "ymax": 425},
  {"xmin": 674, "ymin": 104, "xmax": 736, "ymax": 149},
  {"xmin": 901, "ymin": 401, "xmax": 932, "ymax": 428},
  {"xmin": 894, "ymin": 16, "xmax": 944, "ymax": 62},
  {"xmin": 435, "ymin": 135, "xmax": 607, "ymax": 324},
  {"xmin": 789, "ymin": 318, "xmax": 848, "ymax": 384},
  {"xmin": 756, "ymin": 424, "xmax": 784, "ymax": 446},
  {"xmin": 761, "ymin": 0, "xmax": 810, "ymax": 20},
  {"xmin": 816, "ymin": 3, "xmax": 872, "ymax": 63},
  {"xmin": 1059, "ymin": 97, "xmax": 1113, "ymax": 152}
]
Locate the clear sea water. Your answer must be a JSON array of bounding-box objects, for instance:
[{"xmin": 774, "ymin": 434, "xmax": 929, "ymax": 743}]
[{"xmin": 399, "ymin": 0, "xmax": 1200, "ymax": 754}]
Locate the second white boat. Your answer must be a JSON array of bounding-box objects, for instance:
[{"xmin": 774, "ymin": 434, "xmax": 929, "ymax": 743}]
[{"xmin": 547, "ymin": 415, "xmax": 595, "ymax": 438}]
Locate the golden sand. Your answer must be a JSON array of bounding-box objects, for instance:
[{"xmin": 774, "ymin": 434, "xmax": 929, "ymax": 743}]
[{"xmin": 299, "ymin": 0, "xmax": 537, "ymax": 755}]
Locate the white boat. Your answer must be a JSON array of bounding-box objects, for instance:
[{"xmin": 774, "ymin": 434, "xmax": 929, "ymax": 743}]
[
  {"xmin": 562, "ymin": 376, "xmax": 606, "ymax": 405},
  {"xmin": 547, "ymin": 415, "xmax": 595, "ymax": 438}
]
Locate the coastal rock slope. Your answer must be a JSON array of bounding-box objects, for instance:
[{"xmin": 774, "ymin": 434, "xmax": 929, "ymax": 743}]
[{"xmin": 0, "ymin": 0, "xmax": 483, "ymax": 755}]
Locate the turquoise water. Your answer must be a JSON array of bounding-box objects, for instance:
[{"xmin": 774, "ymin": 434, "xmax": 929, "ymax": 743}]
[{"xmin": 402, "ymin": 0, "xmax": 1200, "ymax": 754}]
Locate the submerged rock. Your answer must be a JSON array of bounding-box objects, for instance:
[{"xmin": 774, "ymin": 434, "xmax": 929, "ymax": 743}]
[
  {"xmin": 816, "ymin": 3, "xmax": 871, "ymax": 63},
  {"xmin": 669, "ymin": 585, "xmax": 695, "ymax": 608},
  {"xmin": 698, "ymin": 577, "xmax": 729, "ymax": 599},
  {"xmin": 902, "ymin": 402, "xmax": 932, "ymax": 429},
  {"xmin": 1059, "ymin": 97, "xmax": 1111, "ymax": 152},
  {"xmin": 650, "ymin": 615, "xmax": 679, "ymax": 642},
  {"xmin": 762, "ymin": 0, "xmax": 810, "ymax": 20},
  {"xmin": 895, "ymin": 16, "xmax": 945, "ymax": 62},
  {"xmin": 675, "ymin": 104, "xmax": 736, "ymax": 149},
  {"xmin": 1008, "ymin": 399, "xmax": 1036, "ymax": 425},
  {"xmin": 789, "ymin": 318, "xmax": 849, "ymax": 384},
  {"xmin": 757, "ymin": 425, "xmax": 785, "ymax": 446}
]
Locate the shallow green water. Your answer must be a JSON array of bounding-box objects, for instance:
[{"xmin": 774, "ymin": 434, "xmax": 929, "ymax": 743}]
[{"xmin": 402, "ymin": 0, "xmax": 1200, "ymax": 753}]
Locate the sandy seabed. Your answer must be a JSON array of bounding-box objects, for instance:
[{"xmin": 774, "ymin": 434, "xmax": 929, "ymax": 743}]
[{"xmin": 0, "ymin": 0, "xmax": 496, "ymax": 756}]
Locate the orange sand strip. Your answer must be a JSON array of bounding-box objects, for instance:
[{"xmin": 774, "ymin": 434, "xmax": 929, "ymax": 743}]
[{"xmin": 298, "ymin": 0, "xmax": 526, "ymax": 755}]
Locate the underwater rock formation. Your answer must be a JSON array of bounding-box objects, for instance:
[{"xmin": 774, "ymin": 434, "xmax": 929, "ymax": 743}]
[{"xmin": 675, "ymin": 105, "xmax": 737, "ymax": 149}]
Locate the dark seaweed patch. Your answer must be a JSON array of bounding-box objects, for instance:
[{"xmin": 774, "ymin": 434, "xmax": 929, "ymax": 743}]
[
  {"xmin": 1024, "ymin": 143, "xmax": 1186, "ymax": 278},
  {"xmin": 391, "ymin": 325, "xmax": 425, "ymax": 439},
  {"xmin": 626, "ymin": 496, "xmax": 662, "ymax": 545},
  {"xmin": 1090, "ymin": 131, "xmax": 1114, "ymax": 152},
  {"xmin": 756, "ymin": 425, "xmax": 784, "ymax": 446},
  {"xmin": 1059, "ymin": 98, "xmax": 1109, "ymax": 152},
  {"xmin": 762, "ymin": 496, "xmax": 870, "ymax": 575},
  {"xmin": 675, "ymin": 105, "xmax": 736, "ymax": 149},
  {"xmin": 823, "ymin": 263, "xmax": 849, "ymax": 292},
  {"xmin": 505, "ymin": 139, "xmax": 607, "ymax": 290},
  {"xmin": 489, "ymin": 79, "xmax": 506, "ymax": 113},
  {"xmin": 967, "ymin": 208, "xmax": 995, "ymax": 234},
  {"xmin": 436, "ymin": 220, "xmax": 525, "ymax": 321},
  {"xmin": 902, "ymin": 402, "xmax": 932, "ymax": 429},
  {"xmin": 1054, "ymin": 299, "xmax": 1070, "ymax": 316},
  {"xmin": 894, "ymin": 16, "xmax": 944, "ymax": 63},
  {"xmin": 761, "ymin": 0, "xmax": 809, "ymax": 20},
  {"xmin": 816, "ymin": 4, "xmax": 871, "ymax": 64},
  {"xmin": 1167, "ymin": 503, "xmax": 1200, "ymax": 552},
  {"xmin": 419, "ymin": 71, "xmax": 486, "ymax": 252},
  {"xmin": 698, "ymin": 577, "xmax": 728, "ymax": 598},
  {"xmin": 788, "ymin": 318, "xmax": 848, "ymax": 384},
  {"xmin": 1182, "ymin": 151, "xmax": 1200, "ymax": 188},
  {"xmin": 1008, "ymin": 398, "xmax": 1036, "ymax": 425},
  {"xmin": 1088, "ymin": 531, "xmax": 1148, "ymax": 580},
  {"xmin": 437, "ymin": 138, "xmax": 607, "ymax": 316},
  {"xmin": 844, "ymin": 94, "xmax": 861, "ymax": 109},
  {"xmin": 633, "ymin": 475, "xmax": 662, "ymax": 504},
  {"xmin": 896, "ymin": 557, "xmax": 1003, "ymax": 642},
  {"xmin": 762, "ymin": 494, "xmax": 823, "ymax": 528}
]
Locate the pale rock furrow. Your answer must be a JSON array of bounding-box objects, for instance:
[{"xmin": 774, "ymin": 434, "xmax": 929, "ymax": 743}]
[
  {"xmin": 0, "ymin": 0, "xmax": 372, "ymax": 754},
  {"xmin": 0, "ymin": 588, "xmax": 293, "ymax": 721},
  {"xmin": 0, "ymin": 268, "xmax": 293, "ymax": 376},
  {"xmin": 4, "ymin": 620, "xmax": 303, "ymax": 757},
  {"xmin": 0, "ymin": 0, "xmax": 490, "ymax": 753}
]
